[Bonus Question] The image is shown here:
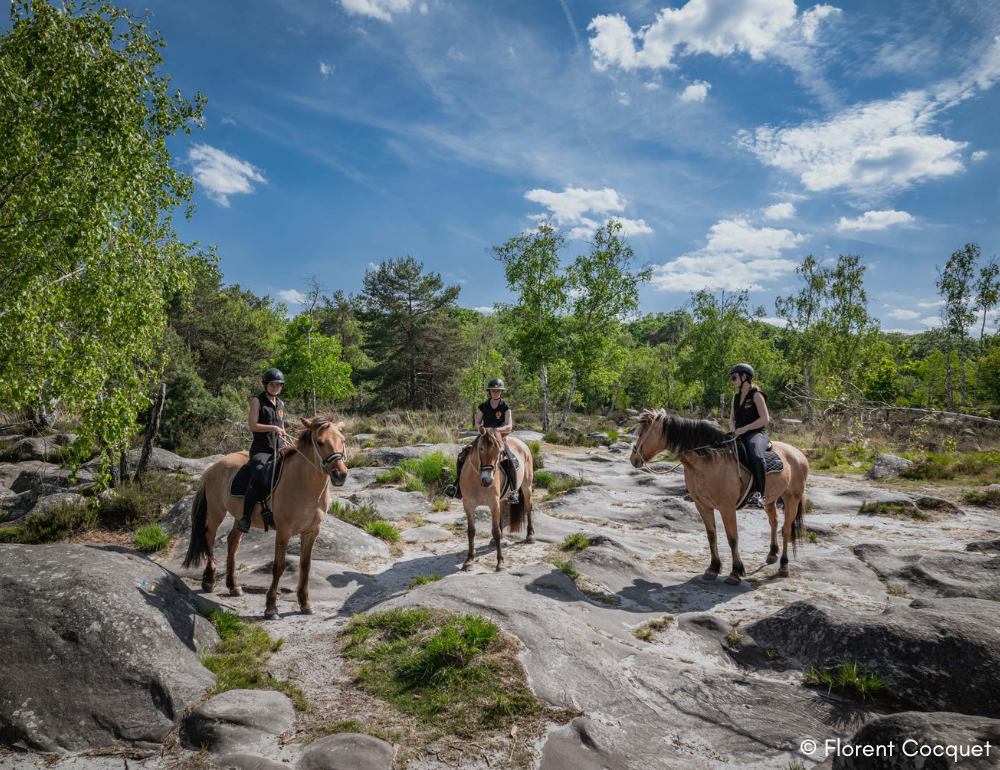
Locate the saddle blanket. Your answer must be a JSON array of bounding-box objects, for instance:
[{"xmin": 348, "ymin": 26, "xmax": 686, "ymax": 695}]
[
  {"xmin": 735, "ymin": 444, "xmax": 785, "ymax": 510},
  {"xmin": 229, "ymin": 454, "xmax": 285, "ymax": 499}
]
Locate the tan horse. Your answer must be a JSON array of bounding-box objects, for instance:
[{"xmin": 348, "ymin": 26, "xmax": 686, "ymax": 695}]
[
  {"xmin": 182, "ymin": 415, "xmax": 349, "ymax": 619},
  {"xmin": 630, "ymin": 409, "xmax": 809, "ymax": 585},
  {"xmin": 459, "ymin": 427, "xmax": 535, "ymax": 572}
]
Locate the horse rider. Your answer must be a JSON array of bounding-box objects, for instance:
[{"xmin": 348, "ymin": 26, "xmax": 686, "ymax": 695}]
[
  {"xmin": 443, "ymin": 378, "xmax": 519, "ymax": 504},
  {"xmin": 235, "ymin": 368, "xmax": 287, "ymax": 533},
  {"xmin": 728, "ymin": 363, "xmax": 771, "ymax": 509}
]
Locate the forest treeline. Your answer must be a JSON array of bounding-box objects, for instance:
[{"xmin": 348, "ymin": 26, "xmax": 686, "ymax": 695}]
[{"xmin": 3, "ymin": 1, "xmax": 999, "ymax": 470}]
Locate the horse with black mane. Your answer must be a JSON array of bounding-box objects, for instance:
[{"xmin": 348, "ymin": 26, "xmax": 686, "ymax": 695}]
[{"xmin": 630, "ymin": 409, "xmax": 809, "ymax": 585}]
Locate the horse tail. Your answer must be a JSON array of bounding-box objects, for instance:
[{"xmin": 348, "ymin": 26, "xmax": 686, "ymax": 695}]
[
  {"xmin": 508, "ymin": 495, "xmax": 524, "ymax": 534},
  {"xmin": 790, "ymin": 495, "xmax": 806, "ymax": 556},
  {"xmin": 182, "ymin": 481, "xmax": 210, "ymax": 569}
]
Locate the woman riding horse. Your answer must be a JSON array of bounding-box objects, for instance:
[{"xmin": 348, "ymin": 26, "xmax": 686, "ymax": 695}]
[
  {"xmin": 729, "ymin": 363, "xmax": 769, "ymax": 509},
  {"xmin": 236, "ymin": 368, "xmax": 287, "ymax": 533}
]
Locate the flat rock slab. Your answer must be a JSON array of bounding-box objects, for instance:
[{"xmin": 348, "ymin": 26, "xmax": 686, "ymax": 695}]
[
  {"xmin": 0, "ymin": 544, "xmax": 217, "ymax": 752},
  {"xmin": 743, "ymin": 596, "xmax": 1000, "ymax": 716},
  {"xmin": 184, "ymin": 689, "xmax": 294, "ymax": 753},
  {"xmin": 348, "ymin": 489, "xmax": 432, "ymax": 517},
  {"xmin": 401, "ymin": 525, "xmax": 452, "ymax": 542},
  {"xmin": 291, "ymin": 516, "xmax": 391, "ymax": 563},
  {"xmin": 365, "ymin": 443, "xmax": 461, "ymax": 465},
  {"xmin": 545, "ymin": 484, "xmax": 701, "ymax": 533},
  {"xmin": 297, "ymin": 733, "xmax": 395, "ymax": 770},
  {"xmin": 328, "ymin": 467, "xmax": 378, "ymax": 493},
  {"xmin": 830, "ymin": 711, "xmax": 1000, "ymax": 769},
  {"xmin": 510, "ymin": 430, "xmax": 544, "ymax": 442},
  {"xmin": 855, "ymin": 543, "xmax": 1000, "ymax": 601},
  {"xmin": 214, "ymin": 754, "xmax": 289, "ymax": 770}
]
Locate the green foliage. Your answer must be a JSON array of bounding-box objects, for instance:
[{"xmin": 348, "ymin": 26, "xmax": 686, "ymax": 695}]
[
  {"xmin": 543, "ymin": 475, "xmax": 592, "ymax": 496},
  {"xmin": 134, "ymin": 523, "xmax": 171, "ymax": 553},
  {"xmin": 345, "ymin": 452, "xmax": 375, "ymax": 469},
  {"xmin": 329, "ymin": 500, "xmax": 381, "ymax": 529},
  {"xmin": 963, "ymin": 489, "xmax": 1000, "ymax": 507},
  {"xmin": 0, "ymin": 0, "xmax": 205, "ymax": 477},
  {"xmin": 560, "ymin": 534, "xmax": 591, "ymax": 552},
  {"xmin": 401, "ymin": 476, "xmax": 427, "ymax": 493},
  {"xmin": 900, "ymin": 462, "xmax": 955, "ymax": 481},
  {"xmin": 803, "ymin": 661, "xmax": 887, "ymax": 701},
  {"xmin": 97, "ymin": 471, "xmax": 187, "ymax": 530},
  {"xmin": 858, "ymin": 502, "xmax": 931, "ymax": 521},
  {"xmin": 364, "ymin": 520, "xmax": 400, "ymax": 542},
  {"xmin": 272, "ymin": 314, "xmax": 355, "ymax": 409},
  {"xmin": 408, "ymin": 574, "xmax": 443, "ymax": 589},
  {"xmin": 0, "ymin": 500, "xmax": 98, "ymax": 544},
  {"xmin": 529, "ymin": 442, "xmax": 544, "ymax": 471},
  {"xmin": 533, "ymin": 471, "xmax": 556, "ymax": 488},
  {"xmin": 553, "ymin": 560, "xmax": 579, "ymax": 580},
  {"xmin": 201, "ymin": 609, "xmax": 309, "ymax": 710},
  {"xmin": 399, "ymin": 452, "xmax": 452, "ymax": 485}
]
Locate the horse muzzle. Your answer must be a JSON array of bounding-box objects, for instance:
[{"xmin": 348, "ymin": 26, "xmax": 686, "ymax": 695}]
[
  {"xmin": 330, "ymin": 469, "xmax": 348, "ymax": 487},
  {"xmin": 480, "ymin": 472, "xmax": 494, "ymax": 487}
]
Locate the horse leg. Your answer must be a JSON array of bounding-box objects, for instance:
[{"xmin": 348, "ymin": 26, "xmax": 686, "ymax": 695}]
[
  {"xmin": 765, "ymin": 498, "xmax": 780, "ymax": 565},
  {"xmin": 201, "ymin": 515, "xmax": 221, "ymax": 593},
  {"xmin": 264, "ymin": 534, "xmax": 289, "ymax": 620},
  {"xmin": 719, "ymin": 508, "xmax": 745, "ymax": 586},
  {"xmin": 695, "ymin": 502, "xmax": 722, "ymax": 580},
  {"xmin": 297, "ymin": 528, "xmax": 318, "ymax": 615},
  {"xmin": 461, "ymin": 498, "xmax": 476, "ymax": 571},
  {"xmin": 779, "ymin": 492, "xmax": 800, "ymax": 578},
  {"xmin": 523, "ymin": 485, "xmax": 535, "ymax": 544},
  {"xmin": 491, "ymin": 498, "xmax": 505, "ymax": 572},
  {"xmin": 226, "ymin": 526, "xmax": 244, "ymax": 596}
]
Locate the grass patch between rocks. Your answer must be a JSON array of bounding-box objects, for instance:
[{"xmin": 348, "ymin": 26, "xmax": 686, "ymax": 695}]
[
  {"xmin": 0, "ymin": 499, "xmax": 98, "ymax": 544},
  {"xmin": 200, "ymin": 608, "xmax": 310, "ymax": 711},
  {"xmin": 632, "ymin": 615, "xmax": 673, "ymax": 641},
  {"xmin": 858, "ymin": 501, "xmax": 931, "ymax": 521},
  {"xmin": 134, "ymin": 523, "xmax": 172, "ymax": 553},
  {"xmin": 560, "ymin": 533, "xmax": 591, "ymax": 552},
  {"xmin": 408, "ymin": 574, "xmax": 443, "ymax": 589},
  {"xmin": 364, "ymin": 519, "xmax": 400, "ymax": 542},
  {"xmin": 803, "ymin": 660, "xmax": 887, "ymax": 702},
  {"xmin": 963, "ymin": 488, "xmax": 1000, "ymax": 507}
]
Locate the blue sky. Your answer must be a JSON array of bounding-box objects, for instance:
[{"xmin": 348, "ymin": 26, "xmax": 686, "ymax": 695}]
[{"xmin": 140, "ymin": 0, "xmax": 998, "ymax": 332}]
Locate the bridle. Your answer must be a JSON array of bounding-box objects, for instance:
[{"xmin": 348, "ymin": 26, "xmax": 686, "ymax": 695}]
[
  {"xmin": 297, "ymin": 429, "xmax": 346, "ymax": 479},
  {"xmin": 475, "ymin": 433, "xmax": 502, "ymax": 476},
  {"xmin": 630, "ymin": 415, "xmax": 739, "ymax": 477}
]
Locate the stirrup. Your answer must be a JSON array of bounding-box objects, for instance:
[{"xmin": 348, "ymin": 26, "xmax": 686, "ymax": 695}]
[
  {"xmin": 443, "ymin": 484, "xmax": 459, "ymax": 499},
  {"xmin": 508, "ymin": 489, "xmax": 519, "ymax": 505},
  {"xmin": 747, "ymin": 492, "xmax": 765, "ymax": 508}
]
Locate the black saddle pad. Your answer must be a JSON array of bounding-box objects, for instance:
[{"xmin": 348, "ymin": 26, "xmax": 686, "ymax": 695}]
[
  {"xmin": 736, "ymin": 441, "xmax": 785, "ymax": 477},
  {"xmin": 230, "ymin": 454, "xmax": 285, "ymax": 499}
]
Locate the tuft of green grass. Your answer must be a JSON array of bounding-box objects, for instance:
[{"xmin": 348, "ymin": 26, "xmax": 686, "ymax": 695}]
[
  {"xmin": 530, "ymin": 442, "xmax": 543, "ymax": 471},
  {"xmin": 330, "ymin": 500, "xmax": 382, "ymax": 529},
  {"xmin": 399, "ymin": 452, "xmax": 453, "ymax": 486},
  {"xmin": 376, "ymin": 467, "xmax": 407, "ymax": 484},
  {"xmin": 803, "ymin": 660, "xmax": 887, "ymax": 701},
  {"xmin": 364, "ymin": 519, "xmax": 400, "ymax": 542},
  {"xmin": 540, "ymin": 475, "xmax": 592, "ymax": 497},
  {"xmin": 632, "ymin": 615, "xmax": 673, "ymax": 641},
  {"xmin": 805, "ymin": 531, "xmax": 819, "ymax": 543},
  {"xmin": 346, "ymin": 452, "xmax": 375, "ymax": 469},
  {"xmin": 859, "ymin": 501, "xmax": 931, "ymax": 521},
  {"xmin": 886, "ymin": 584, "xmax": 909, "ymax": 597},
  {"xmin": 200, "ymin": 608, "xmax": 310, "ymax": 711},
  {"xmin": 552, "ymin": 560, "xmax": 579, "ymax": 580},
  {"xmin": 134, "ymin": 523, "xmax": 171, "ymax": 553},
  {"xmin": 408, "ymin": 574, "xmax": 443, "ymax": 589},
  {"xmin": 432, "ymin": 499, "xmax": 450, "ymax": 512},
  {"xmin": 0, "ymin": 499, "xmax": 98, "ymax": 544},
  {"xmin": 560, "ymin": 533, "xmax": 591, "ymax": 552},
  {"xmin": 607, "ymin": 430, "xmax": 619, "ymax": 443},
  {"xmin": 533, "ymin": 471, "xmax": 556, "ymax": 488},
  {"xmin": 901, "ymin": 461, "xmax": 955, "ymax": 481},
  {"xmin": 963, "ymin": 488, "xmax": 1000, "ymax": 508},
  {"xmin": 401, "ymin": 476, "xmax": 427, "ymax": 493},
  {"xmin": 725, "ymin": 631, "xmax": 744, "ymax": 647}
]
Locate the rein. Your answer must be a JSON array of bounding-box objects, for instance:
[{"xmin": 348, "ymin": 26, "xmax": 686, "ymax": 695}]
[{"xmin": 630, "ymin": 417, "xmax": 739, "ymax": 476}]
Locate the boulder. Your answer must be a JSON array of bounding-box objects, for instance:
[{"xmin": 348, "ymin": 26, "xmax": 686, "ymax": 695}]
[
  {"xmin": 608, "ymin": 442, "xmax": 633, "ymax": 453},
  {"xmin": 126, "ymin": 448, "xmax": 223, "ymax": 477},
  {"xmin": 214, "ymin": 754, "xmax": 288, "ymax": 770},
  {"xmin": 458, "ymin": 430, "xmax": 479, "ymax": 439},
  {"xmin": 24, "ymin": 492, "xmax": 88, "ymax": 519},
  {"xmin": 854, "ymin": 543, "xmax": 1000, "ymax": 601},
  {"xmin": 365, "ymin": 443, "xmax": 461, "ymax": 465},
  {"xmin": 329, "ymin": 467, "xmax": 379, "ymax": 493},
  {"xmin": 293, "ymin": 516, "xmax": 390, "ymax": 563},
  {"xmin": 401, "ymin": 525, "xmax": 452, "ymax": 543},
  {"xmin": 14, "ymin": 437, "xmax": 69, "ymax": 462},
  {"xmin": 0, "ymin": 488, "xmax": 39, "ymax": 521},
  {"xmin": 742, "ymin": 597, "xmax": 1000, "ymax": 716},
  {"xmin": 0, "ymin": 544, "xmax": 217, "ymax": 752},
  {"xmin": 183, "ymin": 690, "xmax": 294, "ymax": 753},
  {"xmin": 297, "ymin": 733, "xmax": 395, "ymax": 770},
  {"xmin": 0, "ymin": 461, "xmax": 52, "ymax": 491},
  {"xmin": 967, "ymin": 539, "xmax": 1000, "ymax": 553},
  {"xmin": 864, "ymin": 454, "xmax": 914, "ymax": 480},
  {"xmin": 510, "ymin": 430, "xmax": 544, "ymax": 443},
  {"xmin": 830, "ymin": 711, "xmax": 1000, "ymax": 770},
  {"xmin": 352, "ymin": 433, "xmax": 377, "ymax": 444},
  {"xmin": 347, "ymin": 489, "xmax": 432, "ymax": 518},
  {"xmin": 587, "ymin": 432, "xmax": 611, "ymax": 443},
  {"xmin": 11, "ymin": 465, "xmax": 94, "ymax": 494}
]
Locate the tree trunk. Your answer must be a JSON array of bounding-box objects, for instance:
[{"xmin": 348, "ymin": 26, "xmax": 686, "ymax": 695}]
[
  {"xmin": 609, "ymin": 380, "xmax": 622, "ymax": 413},
  {"xmin": 975, "ymin": 309, "xmax": 987, "ymax": 408},
  {"xmin": 118, "ymin": 450, "xmax": 129, "ymax": 488},
  {"xmin": 960, "ymin": 334, "xmax": 967, "ymax": 408},
  {"xmin": 804, "ymin": 363, "xmax": 813, "ymax": 422},
  {"xmin": 136, "ymin": 382, "xmax": 166, "ymax": 480},
  {"xmin": 945, "ymin": 347, "xmax": 953, "ymax": 409},
  {"xmin": 540, "ymin": 362, "xmax": 549, "ymax": 430},
  {"xmin": 558, "ymin": 371, "xmax": 578, "ymax": 429}
]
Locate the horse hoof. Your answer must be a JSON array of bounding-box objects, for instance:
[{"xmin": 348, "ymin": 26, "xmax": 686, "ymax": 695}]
[
  {"xmin": 264, "ymin": 611, "xmax": 280, "ymax": 621},
  {"xmin": 765, "ymin": 554, "xmax": 778, "ymax": 565},
  {"xmin": 300, "ymin": 606, "xmax": 314, "ymax": 616},
  {"xmin": 229, "ymin": 587, "xmax": 244, "ymax": 597},
  {"xmin": 201, "ymin": 582, "xmax": 216, "ymax": 594},
  {"xmin": 461, "ymin": 562, "xmax": 474, "ymax": 572},
  {"xmin": 778, "ymin": 568, "xmax": 790, "ymax": 578},
  {"xmin": 496, "ymin": 564, "xmax": 507, "ymax": 572},
  {"xmin": 524, "ymin": 537, "xmax": 536, "ymax": 544},
  {"xmin": 702, "ymin": 572, "xmax": 718, "ymax": 581},
  {"xmin": 724, "ymin": 575, "xmax": 741, "ymax": 586}
]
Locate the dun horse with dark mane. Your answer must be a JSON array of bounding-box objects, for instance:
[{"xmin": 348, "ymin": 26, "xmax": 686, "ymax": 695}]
[
  {"xmin": 630, "ymin": 409, "xmax": 809, "ymax": 585},
  {"xmin": 183, "ymin": 415, "xmax": 349, "ymax": 619}
]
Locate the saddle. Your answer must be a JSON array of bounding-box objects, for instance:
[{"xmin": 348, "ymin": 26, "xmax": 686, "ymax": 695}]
[
  {"xmin": 734, "ymin": 441, "xmax": 785, "ymax": 510},
  {"xmin": 499, "ymin": 441, "xmax": 520, "ymax": 499},
  {"xmin": 230, "ymin": 454, "xmax": 286, "ymax": 530}
]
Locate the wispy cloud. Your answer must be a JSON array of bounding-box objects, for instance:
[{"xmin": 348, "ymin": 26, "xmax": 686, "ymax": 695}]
[
  {"xmin": 473, "ymin": 306, "xmax": 495, "ymax": 314},
  {"xmin": 972, "ymin": 150, "xmax": 990, "ymax": 161},
  {"xmin": 339, "ymin": 0, "xmax": 415, "ymax": 23},
  {"xmin": 525, "ymin": 186, "xmax": 653, "ymax": 240},
  {"xmin": 278, "ymin": 289, "xmax": 307, "ymax": 304},
  {"xmin": 679, "ymin": 80, "xmax": 711, "ymax": 103},
  {"xmin": 887, "ymin": 308, "xmax": 920, "ymax": 320},
  {"xmin": 320, "ymin": 61, "xmax": 335, "ymax": 77},
  {"xmin": 762, "ymin": 202, "xmax": 795, "ymax": 220},
  {"xmin": 836, "ymin": 209, "xmax": 914, "ymax": 232},
  {"xmin": 188, "ymin": 144, "xmax": 266, "ymax": 207}
]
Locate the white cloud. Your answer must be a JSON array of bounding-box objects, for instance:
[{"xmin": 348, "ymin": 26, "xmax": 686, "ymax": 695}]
[
  {"xmin": 367, "ymin": 262, "xmax": 378, "ymax": 270},
  {"xmin": 652, "ymin": 217, "xmax": 807, "ymax": 291},
  {"xmin": 508, "ymin": 45, "xmax": 516, "ymax": 57},
  {"xmin": 679, "ymin": 80, "xmax": 711, "ymax": 103},
  {"xmin": 473, "ymin": 306, "xmax": 494, "ymax": 315},
  {"xmin": 320, "ymin": 61, "xmax": 335, "ymax": 77},
  {"xmin": 917, "ymin": 299, "xmax": 945, "ymax": 308},
  {"xmin": 188, "ymin": 144, "xmax": 266, "ymax": 207},
  {"xmin": 920, "ymin": 316, "xmax": 943, "ymax": 328},
  {"xmin": 447, "ymin": 46, "xmax": 465, "ymax": 61},
  {"xmin": 278, "ymin": 289, "xmax": 308, "ymax": 305},
  {"xmin": 339, "ymin": 0, "xmax": 413, "ymax": 22},
  {"xmin": 836, "ymin": 209, "xmax": 914, "ymax": 232},
  {"xmin": 972, "ymin": 150, "xmax": 989, "ymax": 162},
  {"xmin": 220, "ymin": 117, "xmax": 237, "ymax": 126},
  {"xmin": 524, "ymin": 186, "xmax": 653, "ymax": 240},
  {"xmin": 887, "ymin": 308, "xmax": 920, "ymax": 320},
  {"xmin": 419, "ymin": 2, "xmax": 428, "ymax": 14},
  {"xmin": 762, "ymin": 202, "xmax": 795, "ymax": 220},
  {"xmin": 616, "ymin": 90, "xmax": 631, "ymax": 106},
  {"xmin": 737, "ymin": 38, "xmax": 1000, "ymax": 197},
  {"xmin": 645, "ymin": 81, "xmax": 661, "ymax": 90},
  {"xmin": 587, "ymin": 0, "xmax": 839, "ymax": 72},
  {"xmin": 761, "ymin": 317, "xmax": 789, "ymax": 328}
]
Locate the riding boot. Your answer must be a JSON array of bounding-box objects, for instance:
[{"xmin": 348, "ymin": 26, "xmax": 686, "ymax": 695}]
[
  {"xmin": 749, "ymin": 463, "xmax": 767, "ymax": 508},
  {"xmin": 444, "ymin": 450, "xmax": 468, "ymax": 499},
  {"xmin": 504, "ymin": 455, "xmax": 519, "ymax": 505},
  {"xmin": 235, "ymin": 483, "xmax": 257, "ymax": 532}
]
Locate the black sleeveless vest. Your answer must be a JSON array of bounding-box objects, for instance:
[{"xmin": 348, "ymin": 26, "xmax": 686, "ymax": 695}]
[
  {"xmin": 250, "ymin": 392, "xmax": 285, "ymax": 454},
  {"xmin": 733, "ymin": 388, "xmax": 767, "ymax": 431},
  {"xmin": 478, "ymin": 399, "xmax": 509, "ymax": 429}
]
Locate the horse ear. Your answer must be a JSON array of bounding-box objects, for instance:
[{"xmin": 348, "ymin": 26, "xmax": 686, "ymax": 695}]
[
  {"xmin": 334, "ymin": 421, "xmax": 346, "ymax": 431},
  {"xmin": 478, "ymin": 424, "xmax": 487, "ymax": 435}
]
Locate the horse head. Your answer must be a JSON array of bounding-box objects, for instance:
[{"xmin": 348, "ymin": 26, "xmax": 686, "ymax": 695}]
[
  {"xmin": 629, "ymin": 409, "xmax": 665, "ymax": 469},
  {"xmin": 476, "ymin": 426, "xmax": 504, "ymax": 488},
  {"xmin": 297, "ymin": 415, "xmax": 349, "ymax": 486}
]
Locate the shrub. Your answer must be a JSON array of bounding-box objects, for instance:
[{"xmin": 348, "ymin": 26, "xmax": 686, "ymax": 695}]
[
  {"xmin": 98, "ymin": 484, "xmax": 159, "ymax": 529},
  {"xmin": 964, "ymin": 488, "xmax": 1000, "ymax": 507},
  {"xmin": 529, "ymin": 442, "xmax": 543, "ymax": 471},
  {"xmin": 399, "ymin": 452, "xmax": 452, "ymax": 485},
  {"xmin": 607, "ymin": 430, "xmax": 619, "ymax": 443},
  {"xmin": 346, "ymin": 452, "xmax": 375, "ymax": 469},
  {"xmin": 901, "ymin": 462, "xmax": 955, "ymax": 481},
  {"xmin": 329, "ymin": 500, "xmax": 382, "ymax": 529},
  {"xmin": 0, "ymin": 500, "xmax": 98, "ymax": 544},
  {"xmin": 364, "ymin": 520, "xmax": 400, "ymax": 542},
  {"xmin": 401, "ymin": 476, "xmax": 427, "ymax": 493},
  {"xmin": 858, "ymin": 501, "xmax": 930, "ymax": 521},
  {"xmin": 560, "ymin": 533, "xmax": 590, "ymax": 552},
  {"xmin": 542, "ymin": 432, "xmax": 559, "ymax": 444},
  {"xmin": 408, "ymin": 574, "xmax": 443, "ymax": 589},
  {"xmin": 134, "ymin": 523, "xmax": 171, "ymax": 552},
  {"xmin": 533, "ymin": 471, "xmax": 556, "ymax": 488}
]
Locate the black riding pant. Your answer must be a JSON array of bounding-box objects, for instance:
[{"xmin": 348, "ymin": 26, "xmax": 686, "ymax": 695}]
[
  {"xmin": 740, "ymin": 430, "xmax": 768, "ymax": 498},
  {"xmin": 242, "ymin": 451, "xmax": 273, "ymax": 519}
]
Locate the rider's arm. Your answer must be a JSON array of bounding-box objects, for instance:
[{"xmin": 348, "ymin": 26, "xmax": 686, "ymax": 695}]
[
  {"xmin": 736, "ymin": 392, "xmax": 771, "ymax": 435},
  {"xmin": 474, "ymin": 407, "xmax": 483, "ymax": 430},
  {"xmin": 728, "ymin": 396, "xmax": 736, "ymax": 434},
  {"xmin": 498, "ymin": 408, "xmax": 513, "ymax": 436},
  {"xmin": 248, "ymin": 398, "xmax": 286, "ymax": 439}
]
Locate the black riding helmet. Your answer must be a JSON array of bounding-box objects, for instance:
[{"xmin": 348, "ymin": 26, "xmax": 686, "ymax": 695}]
[
  {"xmin": 728, "ymin": 363, "xmax": 755, "ymax": 380},
  {"xmin": 263, "ymin": 368, "xmax": 285, "ymax": 385},
  {"xmin": 486, "ymin": 378, "xmax": 505, "ymax": 391}
]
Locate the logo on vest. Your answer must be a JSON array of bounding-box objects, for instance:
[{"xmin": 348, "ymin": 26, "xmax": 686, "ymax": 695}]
[{"xmin": 496, "ymin": 411, "xmax": 502, "ymax": 419}]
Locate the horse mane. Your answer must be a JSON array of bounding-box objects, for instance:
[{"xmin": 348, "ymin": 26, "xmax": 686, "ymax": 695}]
[
  {"xmin": 476, "ymin": 428, "xmax": 503, "ymax": 452},
  {"xmin": 638, "ymin": 408, "xmax": 732, "ymax": 457},
  {"xmin": 287, "ymin": 414, "xmax": 341, "ymax": 457}
]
